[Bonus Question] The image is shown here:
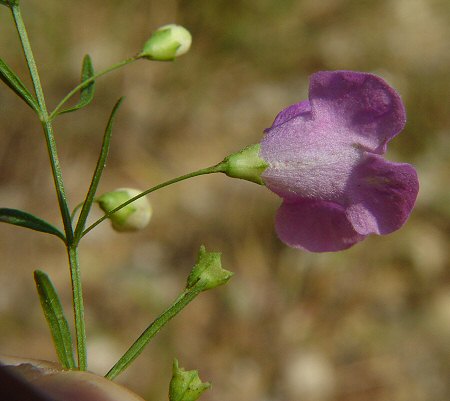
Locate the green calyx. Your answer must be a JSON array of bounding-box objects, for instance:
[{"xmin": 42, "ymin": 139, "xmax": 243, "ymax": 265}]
[
  {"xmin": 169, "ymin": 359, "xmax": 211, "ymax": 401},
  {"xmin": 187, "ymin": 245, "xmax": 233, "ymax": 292},
  {"xmin": 221, "ymin": 143, "xmax": 268, "ymax": 185}
]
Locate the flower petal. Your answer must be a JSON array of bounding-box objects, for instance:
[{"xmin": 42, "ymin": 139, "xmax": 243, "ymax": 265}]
[
  {"xmin": 270, "ymin": 100, "xmax": 311, "ymax": 128},
  {"xmin": 275, "ymin": 198, "xmax": 366, "ymax": 252},
  {"xmin": 309, "ymin": 71, "xmax": 406, "ymax": 154},
  {"xmin": 346, "ymin": 154, "xmax": 419, "ymax": 235}
]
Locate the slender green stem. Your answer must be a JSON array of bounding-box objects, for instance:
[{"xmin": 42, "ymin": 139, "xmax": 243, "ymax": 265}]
[
  {"xmin": 67, "ymin": 246, "xmax": 87, "ymax": 370},
  {"xmin": 49, "ymin": 56, "xmax": 139, "ymax": 120},
  {"xmin": 41, "ymin": 122, "xmax": 74, "ymax": 244},
  {"xmin": 10, "ymin": 3, "xmax": 85, "ymax": 368},
  {"xmin": 82, "ymin": 163, "xmax": 226, "ymax": 238},
  {"xmin": 10, "ymin": 4, "xmax": 46, "ymax": 113},
  {"xmin": 10, "ymin": 3, "xmax": 73, "ymax": 244},
  {"xmin": 105, "ymin": 287, "xmax": 202, "ymax": 380}
]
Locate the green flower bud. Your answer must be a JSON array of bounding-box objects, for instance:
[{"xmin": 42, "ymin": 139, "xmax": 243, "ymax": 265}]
[
  {"xmin": 96, "ymin": 188, "xmax": 152, "ymax": 232},
  {"xmin": 186, "ymin": 245, "xmax": 233, "ymax": 291},
  {"xmin": 169, "ymin": 359, "xmax": 211, "ymax": 401},
  {"xmin": 221, "ymin": 144, "xmax": 269, "ymax": 185},
  {"xmin": 141, "ymin": 24, "xmax": 192, "ymax": 61}
]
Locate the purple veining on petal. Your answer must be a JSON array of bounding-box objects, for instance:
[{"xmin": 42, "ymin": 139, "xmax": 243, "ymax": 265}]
[{"xmin": 259, "ymin": 70, "xmax": 418, "ymax": 252}]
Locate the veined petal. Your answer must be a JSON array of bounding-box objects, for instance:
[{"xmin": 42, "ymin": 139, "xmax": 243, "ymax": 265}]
[
  {"xmin": 261, "ymin": 99, "xmax": 361, "ymax": 203},
  {"xmin": 270, "ymin": 100, "xmax": 311, "ymax": 128},
  {"xmin": 275, "ymin": 199, "xmax": 366, "ymax": 252},
  {"xmin": 309, "ymin": 71, "xmax": 406, "ymax": 154},
  {"xmin": 346, "ymin": 154, "xmax": 419, "ymax": 235},
  {"xmin": 261, "ymin": 145, "xmax": 358, "ymax": 203}
]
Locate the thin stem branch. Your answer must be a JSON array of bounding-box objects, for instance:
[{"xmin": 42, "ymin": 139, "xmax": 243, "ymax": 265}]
[
  {"xmin": 49, "ymin": 56, "xmax": 139, "ymax": 120},
  {"xmin": 105, "ymin": 287, "xmax": 202, "ymax": 380},
  {"xmin": 82, "ymin": 163, "xmax": 226, "ymax": 238}
]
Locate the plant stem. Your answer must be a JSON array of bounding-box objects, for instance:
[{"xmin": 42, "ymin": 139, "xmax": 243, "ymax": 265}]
[
  {"xmin": 49, "ymin": 56, "xmax": 139, "ymax": 120},
  {"xmin": 10, "ymin": 3, "xmax": 73, "ymax": 244},
  {"xmin": 67, "ymin": 246, "xmax": 87, "ymax": 370},
  {"xmin": 82, "ymin": 163, "xmax": 227, "ymax": 238},
  {"xmin": 105, "ymin": 287, "xmax": 202, "ymax": 380},
  {"xmin": 10, "ymin": 3, "xmax": 87, "ymax": 368}
]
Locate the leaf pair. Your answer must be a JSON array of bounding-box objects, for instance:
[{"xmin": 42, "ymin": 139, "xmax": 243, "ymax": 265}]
[{"xmin": 0, "ymin": 55, "xmax": 95, "ymax": 117}]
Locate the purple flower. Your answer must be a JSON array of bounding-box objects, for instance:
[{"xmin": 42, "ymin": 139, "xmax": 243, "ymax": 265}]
[{"xmin": 259, "ymin": 71, "xmax": 419, "ymax": 252}]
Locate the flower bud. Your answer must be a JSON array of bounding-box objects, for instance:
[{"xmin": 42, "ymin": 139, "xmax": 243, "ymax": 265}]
[
  {"xmin": 96, "ymin": 188, "xmax": 152, "ymax": 232},
  {"xmin": 169, "ymin": 359, "xmax": 211, "ymax": 401},
  {"xmin": 221, "ymin": 144, "xmax": 269, "ymax": 185},
  {"xmin": 186, "ymin": 245, "xmax": 233, "ymax": 291},
  {"xmin": 141, "ymin": 24, "xmax": 192, "ymax": 61}
]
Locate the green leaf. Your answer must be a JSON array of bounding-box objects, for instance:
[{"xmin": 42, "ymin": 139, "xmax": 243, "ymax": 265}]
[
  {"xmin": 34, "ymin": 270, "xmax": 76, "ymax": 370},
  {"xmin": 0, "ymin": 58, "xmax": 39, "ymax": 112},
  {"xmin": 58, "ymin": 55, "xmax": 95, "ymax": 116},
  {"xmin": 0, "ymin": 208, "xmax": 65, "ymax": 241},
  {"xmin": 169, "ymin": 359, "xmax": 211, "ymax": 401},
  {"xmin": 74, "ymin": 97, "xmax": 124, "ymax": 242}
]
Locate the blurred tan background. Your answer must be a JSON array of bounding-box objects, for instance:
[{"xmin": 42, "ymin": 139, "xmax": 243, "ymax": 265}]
[{"xmin": 0, "ymin": 1, "xmax": 449, "ymax": 400}]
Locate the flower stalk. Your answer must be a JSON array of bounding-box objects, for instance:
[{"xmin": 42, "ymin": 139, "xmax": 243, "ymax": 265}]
[
  {"xmin": 83, "ymin": 164, "xmax": 227, "ymax": 238},
  {"xmin": 49, "ymin": 57, "xmax": 139, "ymax": 120},
  {"xmin": 105, "ymin": 246, "xmax": 232, "ymax": 380}
]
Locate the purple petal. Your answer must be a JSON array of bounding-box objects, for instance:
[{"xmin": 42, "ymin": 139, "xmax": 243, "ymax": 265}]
[
  {"xmin": 275, "ymin": 199, "xmax": 366, "ymax": 252},
  {"xmin": 261, "ymin": 115, "xmax": 361, "ymax": 204},
  {"xmin": 270, "ymin": 100, "xmax": 311, "ymax": 128},
  {"xmin": 346, "ymin": 154, "xmax": 419, "ymax": 235},
  {"xmin": 309, "ymin": 71, "xmax": 406, "ymax": 154}
]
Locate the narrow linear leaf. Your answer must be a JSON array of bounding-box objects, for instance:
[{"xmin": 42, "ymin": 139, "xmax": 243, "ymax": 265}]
[
  {"xmin": 34, "ymin": 270, "xmax": 76, "ymax": 370},
  {"xmin": 0, "ymin": 208, "xmax": 65, "ymax": 241},
  {"xmin": 74, "ymin": 97, "xmax": 124, "ymax": 241},
  {"xmin": 0, "ymin": 58, "xmax": 39, "ymax": 112},
  {"xmin": 58, "ymin": 54, "xmax": 95, "ymax": 116}
]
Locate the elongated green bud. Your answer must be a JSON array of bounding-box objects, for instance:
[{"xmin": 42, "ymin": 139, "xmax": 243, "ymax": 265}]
[
  {"xmin": 140, "ymin": 24, "xmax": 192, "ymax": 61},
  {"xmin": 96, "ymin": 188, "xmax": 152, "ymax": 232}
]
